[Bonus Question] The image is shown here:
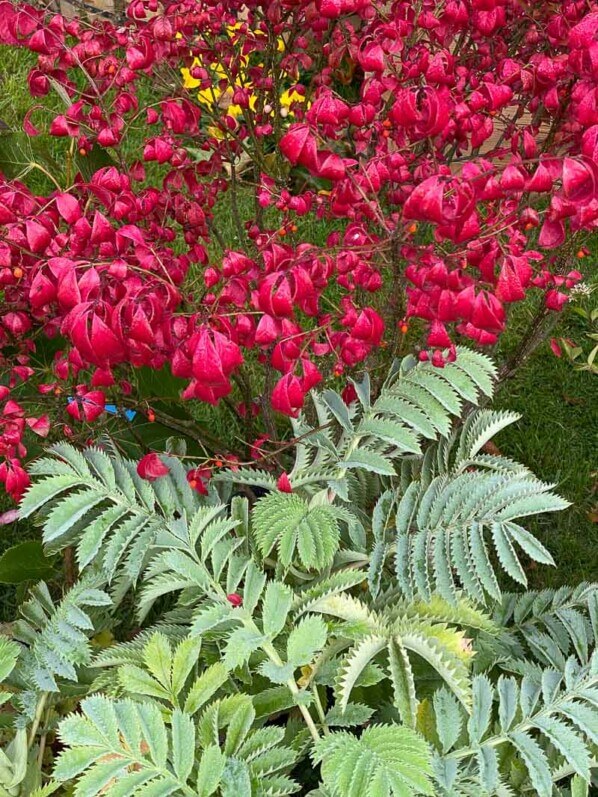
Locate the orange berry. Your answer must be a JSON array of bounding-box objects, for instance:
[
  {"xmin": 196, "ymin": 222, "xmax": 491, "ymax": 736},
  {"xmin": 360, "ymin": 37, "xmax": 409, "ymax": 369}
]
[
  {"xmin": 408, "ymin": 223, "xmax": 418, "ymax": 234},
  {"xmin": 78, "ymin": 148, "xmax": 87, "ymax": 156},
  {"xmin": 278, "ymin": 228, "xmax": 286, "ymax": 236},
  {"xmin": 189, "ymin": 479, "xmax": 197, "ymax": 489},
  {"xmin": 400, "ymin": 323, "xmax": 409, "ymax": 334},
  {"xmin": 382, "ymin": 119, "xmax": 392, "ymax": 129},
  {"xmin": 147, "ymin": 410, "xmax": 156, "ymax": 422},
  {"xmin": 54, "ymin": 387, "xmax": 62, "ymax": 395},
  {"xmin": 291, "ymin": 224, "xmax": 298, "ymax": 233},
  {"xmin": 577, "ymin": 249, "xmax": 586, "ymax": 259},
  {"xmin": 524, "ymin": 222, "xmax": 534, "ymax": 230},
  {"xmin": 214, "ymin": 459, "xmax": 223, "ymax": 468},
  {"xmin": 382, "ymin": 129, "xmax": 390, "ymax": 138},
  {"xmin": 12, "ymin": 268, "xmax": 23, "ymax": 279}
]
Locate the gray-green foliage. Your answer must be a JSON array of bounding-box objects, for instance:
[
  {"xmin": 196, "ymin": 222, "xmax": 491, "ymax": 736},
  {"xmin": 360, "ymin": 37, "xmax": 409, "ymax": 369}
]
[{"xmin": 0, "ymin": 348, "xmax": 595, "ymax": 796}]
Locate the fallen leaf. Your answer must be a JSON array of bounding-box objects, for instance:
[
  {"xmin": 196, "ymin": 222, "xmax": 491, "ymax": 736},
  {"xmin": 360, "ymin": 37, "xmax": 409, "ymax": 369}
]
[
  {"xmin": 562, "ymin": 395, "xmax": 585, "ymax": 406},
  {"xmin": 482, "ymin": 441, "xmax": 502, "ymax": 456}
]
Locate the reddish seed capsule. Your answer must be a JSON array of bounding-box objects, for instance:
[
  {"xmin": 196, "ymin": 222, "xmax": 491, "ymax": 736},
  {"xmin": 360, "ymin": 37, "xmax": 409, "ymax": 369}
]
[
  {"xmin": 226, "ymin": 593, "xmax": 243, "ymax": 607},
  {"xmin": 277, "ymin": 472, "xmax": 292, "ymax": 493}
]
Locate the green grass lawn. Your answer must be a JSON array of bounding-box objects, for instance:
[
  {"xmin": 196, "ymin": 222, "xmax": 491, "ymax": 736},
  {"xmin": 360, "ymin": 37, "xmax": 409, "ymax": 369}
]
[
  {"xmin": 0, "ymin": 42, "xmax": 596, "ymax": 617},
  {"xmin": 494, "ymin": 319, "xmax": 598, "ymax": 589}
]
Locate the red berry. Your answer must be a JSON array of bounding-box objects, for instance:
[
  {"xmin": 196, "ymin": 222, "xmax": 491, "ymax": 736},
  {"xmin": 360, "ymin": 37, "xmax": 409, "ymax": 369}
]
[{"xmin": 226, "ymin": 593, "xmax": 243, "ymax": 607}]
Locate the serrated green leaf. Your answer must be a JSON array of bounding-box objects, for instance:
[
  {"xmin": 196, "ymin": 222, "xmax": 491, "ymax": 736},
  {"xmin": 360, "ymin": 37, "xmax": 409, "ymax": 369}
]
[
  {"xmin": 184, "ymin": 662, "xmax": 229, "ymax": 715},
  {"xmin": 253, "ymin": 493, "xmax": 339, "ymax": 571},
  {"xmin": 313, "ymin": 724, "xmax": 433, "ymax": 797},
  {"xmin": 224, "ymin": 628, "xmax": 265, "ymax": 670},
  {"xmin": 359, "ymin": 418, "xmax": 421, "ymax": 454},
  {"xmin": 532, "ymin": 715, "xmax": 591, "ymax": 780},
  {"xmin": 322, "ymin": 390, "xmax": 354, "ymax": 432},
  {"xmin": 468, "ymin": 675, "xmax": 493, "ymax": 743},
  {"xmin": 324, "ymin": 702, "xmax": 374, "ymax": 728},
  {"xmin": 171, "ymin": 636, "xmax": 202, "ymax": 698},
  {"xmin": 0, "ymin": 637, "xmax": 19, "ymax": 683},
  {"xmin": 389, "ymin": 638, "xmax": 417, "ymax": 729},
  {"xmin": 342, "ymin": 448, "xmax": 396, "ymax": 476},
  {"xmin": 170, "ymin": 709, "xmax": 194, "ymax": 783},
  {"xmin": 225, "ymin": 700, "xmax": 256, "ymax": 756},
  {"xmin": 287, "ymin": 616, "xmax": 328, "ymax": 667},
  {"xmin": 196, "ymin": 745, "xmax": 225, "ymax": 797},
  {"xmin": 259, "ymin": 661, "xmax": 296, "ymax": 685},
  {"xmin": 509, "ymin": 731, "xmax": 553, "ymax": 797},
  {"xmin": 433, "ymin": 688, "xmax": 462, "ymax": 753},
  {"xmin": 118, "ymin": 665, "xmax": 171, "ymax": 701},
  {"xmin": 262, "ymin": 582, "xmax": 293, "ymax": 639},
  {"xmin": 221, "ymin": 757, "xmax": 252, "ymax": 797}
]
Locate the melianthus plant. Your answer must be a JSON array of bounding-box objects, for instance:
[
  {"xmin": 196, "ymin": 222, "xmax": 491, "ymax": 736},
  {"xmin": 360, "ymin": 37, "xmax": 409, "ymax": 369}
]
[
  {"xmin": 0, "ymin": 348, "xmax": 594, "ymax": 796},
  {"xmin": 0, "ymin": 0, "xmax": 595, "ymax": 499}
]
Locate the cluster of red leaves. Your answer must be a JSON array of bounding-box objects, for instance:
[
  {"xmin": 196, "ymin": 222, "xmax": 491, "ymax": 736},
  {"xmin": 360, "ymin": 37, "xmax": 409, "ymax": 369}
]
[{"xmin": 0, "ymin": 0, "xmax": 596, "ymax": 498}]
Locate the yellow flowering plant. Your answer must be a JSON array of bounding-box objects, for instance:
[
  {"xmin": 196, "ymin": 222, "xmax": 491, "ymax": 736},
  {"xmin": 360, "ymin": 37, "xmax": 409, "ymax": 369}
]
[{"xmin": 181, "ymin": 23, "xmax": 308, "ymax": 142}]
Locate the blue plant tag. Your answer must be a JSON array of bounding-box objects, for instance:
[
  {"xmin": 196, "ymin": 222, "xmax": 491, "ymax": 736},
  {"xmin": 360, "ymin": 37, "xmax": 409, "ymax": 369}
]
[
  {"xmin": 105, "ymin": 404, "xmax": 137, "ymax": 421},
  {"xmin": 67, "ymin": 398, "xmax": 137, "ymax": 421}
]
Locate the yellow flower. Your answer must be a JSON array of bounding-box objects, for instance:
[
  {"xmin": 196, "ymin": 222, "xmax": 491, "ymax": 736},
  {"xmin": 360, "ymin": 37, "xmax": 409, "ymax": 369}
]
[
  {"xmin": 180, "ymin": 27, "xmax": 307, "ymax": 129},
  {"xmin": 280, "ymin": 88, "xmax": 306, "ymax": 108},
  {"xmin": 181, "ymin": 65, "xmax": 201, "ymax": 90}
]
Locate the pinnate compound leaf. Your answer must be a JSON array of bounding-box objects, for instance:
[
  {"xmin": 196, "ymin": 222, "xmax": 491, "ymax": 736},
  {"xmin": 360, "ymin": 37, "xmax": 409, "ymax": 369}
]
[
  {"xmin": 313, "ymin": 724, "xmax": 433, "ymax": 797},
  {"xmin": 253, "ymin": 493, "xmax": 339, "ymax": 570}
]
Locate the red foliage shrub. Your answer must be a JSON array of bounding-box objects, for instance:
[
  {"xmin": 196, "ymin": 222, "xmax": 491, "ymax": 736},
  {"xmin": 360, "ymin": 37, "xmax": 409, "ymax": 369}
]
[{"xmin": 0, "ymin": 0, "xmax": 595, "ymax": 497}]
